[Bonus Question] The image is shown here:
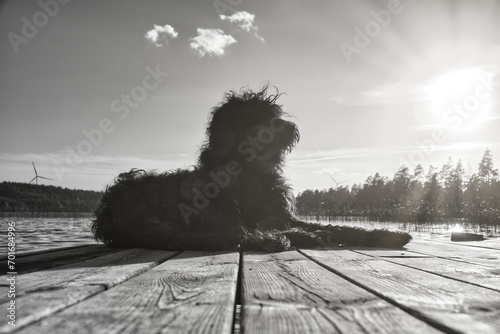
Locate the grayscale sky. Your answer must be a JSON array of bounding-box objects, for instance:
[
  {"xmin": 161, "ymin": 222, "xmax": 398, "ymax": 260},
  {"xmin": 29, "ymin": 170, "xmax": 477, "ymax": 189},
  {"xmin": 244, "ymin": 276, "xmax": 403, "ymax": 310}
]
[{"xmin": 1, "ymin": 0, "xmax": 499, "ymax": 193}]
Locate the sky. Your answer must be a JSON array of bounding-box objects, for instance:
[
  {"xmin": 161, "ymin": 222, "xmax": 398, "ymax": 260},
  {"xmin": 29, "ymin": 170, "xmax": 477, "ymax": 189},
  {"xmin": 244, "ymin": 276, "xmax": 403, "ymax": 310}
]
[{"xmin": 1, "ymin": 0, "xmax": 500, "ymax": 194}]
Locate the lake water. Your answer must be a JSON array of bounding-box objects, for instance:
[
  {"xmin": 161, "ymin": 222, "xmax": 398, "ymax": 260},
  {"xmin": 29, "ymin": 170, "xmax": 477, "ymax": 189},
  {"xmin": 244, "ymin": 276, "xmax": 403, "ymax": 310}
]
[
  {"xmin": 1, "ymin": 216, "xmax": 499, "ymax": 256},
  {"xmin": 1, "ymin": 218, "xmax": 95, "ymax": 256},
  {"xmin": 300, "ymin": 215, "xmax": 500, "ymax": 239}
]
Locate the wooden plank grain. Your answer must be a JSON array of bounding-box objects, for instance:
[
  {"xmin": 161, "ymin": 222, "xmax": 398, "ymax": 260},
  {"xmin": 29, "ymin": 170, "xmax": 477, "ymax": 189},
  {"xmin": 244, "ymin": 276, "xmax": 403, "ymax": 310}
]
[
  {"xmin": 15, "ymin": 251, "xmax": 239, "ymax": 334},
  {"xmin": 0, "ymin": 244, "xmax": 96, "ymax": 260},
  {"xmin": 301, "ymin": 249, "xmax": 500, "ymax": 334},
  {"xmin": 406, "ymin": 239, "xmax": 500, "ymax": 268},
  {"xmin": 353, "ymin": 248, "xmax": 500, "ymax": 292},
  {"xmin": 242, "ymin": 251, "xmax": 443, "ymax": 334},
  {"xmin": 0, "ymin": 244, "xmax": 119, "ymax": 275},
  {"xmin": 0, "ymin": 248, "xmax": 177, "ymax": 333}
]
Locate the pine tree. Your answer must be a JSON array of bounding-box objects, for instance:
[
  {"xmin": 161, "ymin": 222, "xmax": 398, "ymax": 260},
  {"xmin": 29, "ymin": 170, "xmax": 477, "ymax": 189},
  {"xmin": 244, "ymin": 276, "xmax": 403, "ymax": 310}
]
[
  {"xmin": 418, "ymin": 173, "xmax": 440, "ymax": 222},
  {"xmin": 478, "ymin": 148, "xmax": 498, "ymax": 185},
  {"xmin": 446, "ymin": 159, "xmax": 464, "ymax": 218}
]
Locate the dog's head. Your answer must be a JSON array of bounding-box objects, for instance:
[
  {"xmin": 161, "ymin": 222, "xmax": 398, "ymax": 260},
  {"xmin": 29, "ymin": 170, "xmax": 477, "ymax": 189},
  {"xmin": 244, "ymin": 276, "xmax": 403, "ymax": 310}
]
[{"xmin": 198, "ymin": 86, "xmax": 300, "ymax": 171}]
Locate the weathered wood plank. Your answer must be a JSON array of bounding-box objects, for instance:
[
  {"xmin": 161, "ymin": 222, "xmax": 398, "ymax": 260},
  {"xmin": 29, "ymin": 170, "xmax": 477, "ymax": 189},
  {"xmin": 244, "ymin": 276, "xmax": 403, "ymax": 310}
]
[
  {"xmin": 341, "ymin": 249, "xmax": 431, "ymax": 258},
  {"xmin": 0, "ymin": 244, "xmax": 96, "ymax": 260},
  {"xmin": 301, "ymin": 249, "xmax": 500, "ymax": 334},
  {"xmin": 406, "ymin": 239, "xmax": 500, "ymax": 268},
  {"xmin": 353, "ymin": 248, "xmax": 500, "ymax": 292},
  {"xmin": 242, "ymin": 251, "xmax": 443, "ymax": 334},
  {"xmin": 0, "ymin": 248, "xmax": 177, "ymax": 333},
  {"xmin": 0, "ymin": 244, "xmax": 119, "ymax": 275},
  {"xmin": 15, "ymin": 251, "xmax": 239, "ymax": 334}
]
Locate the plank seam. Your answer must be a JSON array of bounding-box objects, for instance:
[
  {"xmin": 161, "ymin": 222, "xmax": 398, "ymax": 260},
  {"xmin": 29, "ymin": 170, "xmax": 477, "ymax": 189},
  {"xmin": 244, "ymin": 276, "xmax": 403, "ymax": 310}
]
[
  {"xmin": 232, "ymin": 251, "xmax": 243, "ymax": 334},
  {"xmin": 0, "ymin": 284, "xmax": 106, "ymax": 333},
  {"xmin": 0, "ymin": 244, "xmax": 100, "ymax": 261},
  {"xmin": 351, "ymin": 250, "xmax": 500, "ymax": 293},
  {"xmin": 5, "ymin": 251, "xmax": 181, "ymax": 333},
  {"xmin": 1, "ymin": 249, "xmax": 124, "ymax": 275},
  {"xmin": 297, "ymin": 249, "xmax": 461, "ymax": 334},
  {"xmin": 399, "ymin": 249, "xmax": 498, "ymax": 269}
]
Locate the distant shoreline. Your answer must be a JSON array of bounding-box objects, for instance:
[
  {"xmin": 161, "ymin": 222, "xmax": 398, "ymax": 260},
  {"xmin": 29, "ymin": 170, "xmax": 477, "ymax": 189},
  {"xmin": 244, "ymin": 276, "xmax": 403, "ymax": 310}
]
[{"xmin": 1, "ymin": 181, "xmax": 102, "ymax": 215}]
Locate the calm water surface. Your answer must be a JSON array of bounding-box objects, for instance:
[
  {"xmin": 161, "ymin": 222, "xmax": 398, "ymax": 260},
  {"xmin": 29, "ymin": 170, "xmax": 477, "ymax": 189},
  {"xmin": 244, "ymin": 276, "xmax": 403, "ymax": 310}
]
[
  {"xmin": 1, "ymin": 216, "xmax": 499, "ymax": 256},
  {"xmin": 1, "ymin": 218, "xmax": 95, "ymax": 256},
  {"xmin": 301, "ymin": 215, "xmax": 500, "ymax": 239}
]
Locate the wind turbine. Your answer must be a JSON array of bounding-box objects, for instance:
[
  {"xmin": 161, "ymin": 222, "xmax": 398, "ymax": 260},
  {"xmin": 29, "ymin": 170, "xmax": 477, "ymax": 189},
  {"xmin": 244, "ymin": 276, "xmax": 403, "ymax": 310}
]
[
  {"xmin": 30, "ymin": 161, "xmax": 52, "ymax": 185},
  {"xmin": 327, "ymin": 173, "xmax": 346, "ymax": 189}
]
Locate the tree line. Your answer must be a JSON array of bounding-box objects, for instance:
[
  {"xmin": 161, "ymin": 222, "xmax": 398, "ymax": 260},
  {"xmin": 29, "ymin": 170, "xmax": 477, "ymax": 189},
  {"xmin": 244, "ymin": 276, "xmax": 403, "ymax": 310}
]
[
  {"xmin": 295, "ymin": 149, "xmax": 500, "ymax": 224},
  {"xmin": 0, "ymin": 182, "xmax": 103, "ymax": 213}
]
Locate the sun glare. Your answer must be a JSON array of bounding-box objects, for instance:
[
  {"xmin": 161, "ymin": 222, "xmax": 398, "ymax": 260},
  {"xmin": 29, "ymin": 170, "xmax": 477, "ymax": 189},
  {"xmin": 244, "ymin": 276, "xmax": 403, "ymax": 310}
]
[
  {"xmin": 427, "ymin": 68, "xmax": 493, "ymax": 132},
  {"xmin": 449, "ymin": 224, "xmax": 464, "ymax": 233}
]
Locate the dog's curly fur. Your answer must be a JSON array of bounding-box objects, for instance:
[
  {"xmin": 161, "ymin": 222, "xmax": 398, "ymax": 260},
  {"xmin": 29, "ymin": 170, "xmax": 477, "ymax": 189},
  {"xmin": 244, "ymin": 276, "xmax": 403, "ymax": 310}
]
[{"xmin": 92, "ymin": 86, "xmax": 412, "ymax": 251}]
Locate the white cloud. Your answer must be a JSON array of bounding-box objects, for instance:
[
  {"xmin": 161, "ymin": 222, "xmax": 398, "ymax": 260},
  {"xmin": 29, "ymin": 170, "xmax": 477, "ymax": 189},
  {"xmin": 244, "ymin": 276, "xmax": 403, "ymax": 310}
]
[
  {"xmin": 220, "ymin": 11, "xmax": 254, "ymax": 32},
  {"xmin": 145, "ymin": 24, "xmax": 178, "ymax": 47},
  {"xmin": 190, "ymin": 28, "xmax": 236, "ymax": 57},
  {"xmin": 220, "ymin": 11, "xmax": 264, "ymax": 42}
]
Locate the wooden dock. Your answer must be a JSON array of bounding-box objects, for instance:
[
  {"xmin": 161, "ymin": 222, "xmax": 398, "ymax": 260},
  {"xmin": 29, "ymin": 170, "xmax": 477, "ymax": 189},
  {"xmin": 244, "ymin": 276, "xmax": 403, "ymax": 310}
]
[{"xmin": 2, "ymin": 236, "xmax": 500, "ymax": 333}]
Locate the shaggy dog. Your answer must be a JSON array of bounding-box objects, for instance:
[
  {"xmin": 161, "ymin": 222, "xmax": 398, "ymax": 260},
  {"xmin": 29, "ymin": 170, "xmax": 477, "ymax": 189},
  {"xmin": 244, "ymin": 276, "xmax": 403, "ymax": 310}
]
[{"xmin": 92, "ymin": 87, "xmax": 411, "ymax": 251}]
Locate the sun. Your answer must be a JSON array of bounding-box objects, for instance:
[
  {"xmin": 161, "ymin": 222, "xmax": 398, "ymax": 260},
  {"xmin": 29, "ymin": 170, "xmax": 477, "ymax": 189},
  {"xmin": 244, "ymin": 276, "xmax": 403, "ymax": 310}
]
[{"xmin": 427, "ymin": 67, "xmax": 493, "ymax": 131}]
